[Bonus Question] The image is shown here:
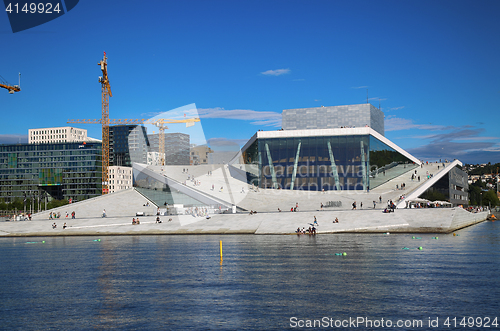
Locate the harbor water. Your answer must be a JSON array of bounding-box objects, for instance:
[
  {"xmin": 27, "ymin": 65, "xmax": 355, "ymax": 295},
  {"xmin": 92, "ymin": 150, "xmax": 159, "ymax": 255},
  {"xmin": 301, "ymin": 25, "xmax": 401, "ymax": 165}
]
[{"xmin": 1, "ymin": 221, "xmax": 499, "ymax": 330}]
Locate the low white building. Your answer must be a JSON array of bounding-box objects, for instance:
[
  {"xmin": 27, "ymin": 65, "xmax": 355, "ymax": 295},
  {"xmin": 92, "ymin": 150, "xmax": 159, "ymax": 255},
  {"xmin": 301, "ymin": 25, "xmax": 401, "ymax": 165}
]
[
  {"xmin": 108, "ymin": 166, "xmax": 133, "ymax": 193},
  {"xmin": 29, "ymin": 127, "xmax": 88, "ymax": 144}
]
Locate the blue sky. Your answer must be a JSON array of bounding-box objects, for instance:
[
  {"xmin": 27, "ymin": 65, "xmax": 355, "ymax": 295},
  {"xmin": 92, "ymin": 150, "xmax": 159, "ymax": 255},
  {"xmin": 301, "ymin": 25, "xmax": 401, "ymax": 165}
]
[{"xmin": 1, "ymin": 0, "xmax": 499, "ymax": 164}]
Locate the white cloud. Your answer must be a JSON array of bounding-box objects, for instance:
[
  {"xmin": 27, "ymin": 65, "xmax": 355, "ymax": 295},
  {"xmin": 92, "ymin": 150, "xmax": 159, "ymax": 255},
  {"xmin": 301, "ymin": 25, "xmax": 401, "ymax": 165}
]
[
  {"xmin": 351, "ymin": 86, "xmax": 368, "ymax": 89},
  {"xmin": 198, "ymin": 107, "xmax": 282, "ymax": 127},
  {"xmin": 141, "ymin": 106, "xmax": 282, "ymax": 127},
  {"xmin": 385, "ymin": 117, "xmax": 448, "ymax": 132},
  {"xmin": 385, "ymin": 106, "xmax": 405, "ymax": 111},
  {"xmin": 261, "ymin": 68, "xmax": 290, "ymax": 76}
]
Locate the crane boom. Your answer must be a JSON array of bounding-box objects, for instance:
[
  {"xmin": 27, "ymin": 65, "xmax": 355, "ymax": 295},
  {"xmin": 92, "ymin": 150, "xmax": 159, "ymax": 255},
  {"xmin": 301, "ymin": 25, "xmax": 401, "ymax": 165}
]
[
  {"xmin": 67, "ymin": 118, "xmax": 200, "ymax": 125},
  {"xmin": 0, "ymin": 73, "xmax": 21, "ymax": 94}
]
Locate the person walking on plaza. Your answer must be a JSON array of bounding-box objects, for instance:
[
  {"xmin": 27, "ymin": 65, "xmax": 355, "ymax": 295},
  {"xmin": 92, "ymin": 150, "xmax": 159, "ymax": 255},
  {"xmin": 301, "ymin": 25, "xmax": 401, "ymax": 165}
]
[
  {"xmin": 352, "ymin": 201, "xmax": 356, "ymax": 210},
  {"xmin": 102, "ymin": 209, "xmax": 106, "ymax": 218}
]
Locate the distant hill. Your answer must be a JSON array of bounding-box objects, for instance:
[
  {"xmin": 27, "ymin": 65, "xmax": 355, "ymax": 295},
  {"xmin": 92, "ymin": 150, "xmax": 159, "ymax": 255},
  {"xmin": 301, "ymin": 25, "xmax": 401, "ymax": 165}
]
[{"xmin": 466, "ymin": 162, "xmax": 500, "ymax": 176}]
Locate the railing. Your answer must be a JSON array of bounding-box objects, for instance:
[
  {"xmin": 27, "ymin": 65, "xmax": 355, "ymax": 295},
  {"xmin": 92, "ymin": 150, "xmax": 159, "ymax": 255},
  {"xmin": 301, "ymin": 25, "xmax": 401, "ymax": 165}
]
[{"xmin": 323, "ymin": 201, "xmax": 342, "ymax": 208}]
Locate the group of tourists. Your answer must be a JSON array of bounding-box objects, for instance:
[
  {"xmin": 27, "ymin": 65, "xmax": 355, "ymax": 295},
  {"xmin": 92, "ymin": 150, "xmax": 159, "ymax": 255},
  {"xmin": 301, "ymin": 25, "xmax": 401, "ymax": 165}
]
[
  {"xmin": 49, "ymin": 211, "xmax": 73, "ymax": 219},
  {"xmin": 383, "ymin": 200, "xmax": 396, "ymax": 213},
  {"xmin": 295, "ymin": 216, "xmax": 319, "ymax": 235},
  {"xmin": 51, "ymin": 222, "xmax": 68, "ymax": 229}
]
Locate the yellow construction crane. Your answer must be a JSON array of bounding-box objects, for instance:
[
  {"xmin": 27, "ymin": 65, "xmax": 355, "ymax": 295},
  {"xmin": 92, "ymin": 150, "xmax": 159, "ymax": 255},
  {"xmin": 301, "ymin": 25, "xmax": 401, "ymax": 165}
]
[
  {"xmin": 0, "ymin": 73, "xmax": 21, "ymax": 94},
  {"xmin": 67, "ymin": 117, "xmax": 200, "ymax": 166},
  {"xmin": 98, "ymin": 52, "xmax": 112, "ymax": 194}
]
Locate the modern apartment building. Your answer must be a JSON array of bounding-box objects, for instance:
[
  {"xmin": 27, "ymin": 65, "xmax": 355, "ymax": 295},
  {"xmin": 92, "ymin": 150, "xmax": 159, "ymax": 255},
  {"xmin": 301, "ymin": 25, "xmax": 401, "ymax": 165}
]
[{"xmin": 108, "ymin": 166, "xmax": 133, "ymax": 193}]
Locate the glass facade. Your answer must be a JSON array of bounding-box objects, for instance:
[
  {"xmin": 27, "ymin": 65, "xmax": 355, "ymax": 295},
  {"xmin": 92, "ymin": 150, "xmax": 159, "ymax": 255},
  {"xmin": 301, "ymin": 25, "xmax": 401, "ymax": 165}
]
[
  {"xmin": 0, "ymin": 142, "xmax": 102, "ymax": 203},
  {"xmin": 242, "ymin": 134, "xmax": 417, "ymax": 191},
  {"xmin": 109, "ymin": 125, "xmax": 150, "ymax": 167}
]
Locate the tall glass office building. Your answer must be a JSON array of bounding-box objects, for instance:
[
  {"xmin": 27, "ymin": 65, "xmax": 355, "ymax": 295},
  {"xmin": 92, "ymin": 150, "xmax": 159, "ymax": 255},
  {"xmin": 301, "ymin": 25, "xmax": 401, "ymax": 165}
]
[
  {"xmin": 0, "ymin": 142, "xmax": 102, "ymax": 203},
  {"xmin": 240, "ymin": 127, "xmax": 420, "ymax": 191},
  {"xmin": 109, "ymin": 125, "xmax": 150, "ymax": 167}
]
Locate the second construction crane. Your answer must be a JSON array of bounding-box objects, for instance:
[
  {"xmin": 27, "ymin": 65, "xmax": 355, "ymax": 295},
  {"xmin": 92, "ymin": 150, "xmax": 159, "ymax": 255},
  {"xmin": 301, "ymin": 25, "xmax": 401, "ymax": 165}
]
[{"xmin": 68, "ymin": 117, "xmax": 201, "ymax": 166}]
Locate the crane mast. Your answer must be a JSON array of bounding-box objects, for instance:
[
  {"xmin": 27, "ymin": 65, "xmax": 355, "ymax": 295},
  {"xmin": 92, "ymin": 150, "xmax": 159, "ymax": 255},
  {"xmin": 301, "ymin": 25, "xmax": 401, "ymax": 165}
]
[{"xmin": 98, "ymin": 52, "xmax": 112, "ymax": 194}]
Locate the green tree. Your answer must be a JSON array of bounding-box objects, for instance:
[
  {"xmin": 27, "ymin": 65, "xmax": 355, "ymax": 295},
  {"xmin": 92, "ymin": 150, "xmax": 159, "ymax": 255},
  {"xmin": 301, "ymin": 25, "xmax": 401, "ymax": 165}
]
[
  {"xmin": 9, "ymin": 198, "xmax": 23, "ymax": 211},
  {"xmin": 47, "ymin": 199, "xmax": 69, "ymax": 210},
  {"xmin": 421, "ymin": 190, "xmax": 447, "ymax": 202},
  {"xmin": 482, "ymin": 190, "xmax": 499, "ymax": 207},
  {"xmin": 468, "ymin": 184, "xmax": 482, "ymax": 205}
]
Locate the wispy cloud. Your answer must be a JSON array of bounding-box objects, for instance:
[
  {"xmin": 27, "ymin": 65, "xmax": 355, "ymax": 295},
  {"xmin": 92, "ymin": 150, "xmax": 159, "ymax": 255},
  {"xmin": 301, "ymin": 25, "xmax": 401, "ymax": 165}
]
[
  {"xmin": 198, "ymin": 108, "xmax": 282, "ymax": 127},
  {"xmin": 368, "ymin": 97, "xmax": 387, "ymax": 101},
  {"xmin": 261, "ymin": 68, "xmax": 290, "ymax": 76},
  {"xmin": 388, "ymin": 117, "xmax": 500, "ymax": 163},
  {"xmin": 141, "ymin": 106, "xmax": 282, "ymax": 127},
  {"xmin": 385, "ymin": 106, "xmax": 405, "ymax": 111},
  {"xmin": 351, "ymin": 86, "xmax": 368, "ymax": 89},
  {"xmin": 406, "ymin": 131, "xmax": 499, "ymax": 163},
  {"xmin": 385, "ymin": 117, "xmax": 451, "ymax": 131}
]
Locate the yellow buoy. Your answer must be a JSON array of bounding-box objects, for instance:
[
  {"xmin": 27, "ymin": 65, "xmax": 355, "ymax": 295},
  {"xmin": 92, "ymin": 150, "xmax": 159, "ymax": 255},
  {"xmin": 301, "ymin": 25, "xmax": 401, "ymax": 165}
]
[{"xmin": 220, "ymin": 240, "xmax": 223, "ymax": 263}]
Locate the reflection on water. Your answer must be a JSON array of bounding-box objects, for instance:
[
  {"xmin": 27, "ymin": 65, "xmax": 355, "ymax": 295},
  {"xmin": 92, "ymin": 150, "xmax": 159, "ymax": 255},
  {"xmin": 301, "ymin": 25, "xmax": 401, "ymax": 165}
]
[{"xmin": 0, "ymin": 221, "xmax": 499, "ymax": 330}]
